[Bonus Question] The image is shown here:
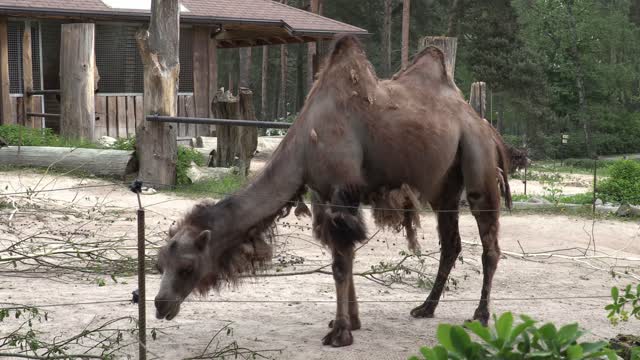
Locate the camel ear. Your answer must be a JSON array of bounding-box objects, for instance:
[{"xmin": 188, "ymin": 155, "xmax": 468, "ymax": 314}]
[{"xmin": 195, "ymin": 230, "xmax": 211, "ymax": 251}]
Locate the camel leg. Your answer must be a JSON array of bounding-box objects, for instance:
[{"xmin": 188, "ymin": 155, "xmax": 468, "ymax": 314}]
[
  {"xmin": 329, "ymin": 276, "xmax": 361, "ymax": 330},
  {"xmin": 321, "ymin": 185, "xmax": 365, "ymax": 347},
  {"xmin": 411, "ymin": 172, "xmax": 462, "ymax": 318}
]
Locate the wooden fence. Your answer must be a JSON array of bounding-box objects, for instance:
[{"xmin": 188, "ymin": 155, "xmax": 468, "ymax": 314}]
[
  {"xmin": 94, "ymin": 93, "xmax": 208, "ymax": 139},
  {"xmin": 9, "ymin": 95, "xmax": 45, "ymax": 128}
]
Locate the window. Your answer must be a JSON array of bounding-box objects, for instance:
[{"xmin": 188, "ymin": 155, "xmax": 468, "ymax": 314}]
[{"xmin": 7, "ymin": 21, "xmax": 43, "ymax": 94}]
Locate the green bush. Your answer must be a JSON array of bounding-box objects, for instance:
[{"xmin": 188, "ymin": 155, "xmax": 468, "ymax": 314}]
[
  {"xmin": 111, "ymin": 137, "xmax": 136, "ymax": 151},
  {"xmin": 410, "ymin": 312, "xmax": 616, "ymax": 360},
  {"xmin": 0, "ymin": 125, "xmax": 97, "ymax": 148},
  {"xmin": 597, "ymin": 160, "xmax": 640, "ymax": 205},
  {"xmin": 563, "ymin": 158, "xmax": 614, "ymax": 171},
  {"xmin": 176, "ymin": 146, "xmax": 206, "ymax": 185}
]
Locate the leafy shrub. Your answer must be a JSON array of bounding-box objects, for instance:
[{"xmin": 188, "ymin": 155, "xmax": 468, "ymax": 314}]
[
  {"xmin": 111, "ymin": 137, "xmax": 136, "ymax": 151},
  {"xmin": 563, "ymin": 158, "xmax": 614, "ymax": 171},
  {"xmin": 0, "ymin": 125, "xmax": 97, "ymax": 148},
  {"xmin": 176, "ymin": 146, "xmax": 206, "ymax": 185},
  {"xmin": 606, "ymin": 285, "xmax": 640, "ymax": 326},
  {"xmin": 410, "ymin": 312, "xmax": 615, "ymax": 360},
  {"xmin": 597, "ymin": 160, "xmax": 640, "ymax": 205}
]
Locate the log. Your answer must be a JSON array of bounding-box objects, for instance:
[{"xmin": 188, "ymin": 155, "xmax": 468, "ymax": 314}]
[
  {"xmin": 419, "ymin": 36, "xmax": 458, "ymax": 78},
  {"xmin": 469, "ymin": 81, "xmax": 487, "ymax": 119},
  {"xmin": 22, "ymin": 21, "xmax": 35, "ymax": 128},
  {"xmin": 136, "ymin": 0, "xmax": 180, "ymax": 187},
  {"xmin": 237, "ymin": 87, "xmax": 258, "ymax": 176},
  {"xmin": 0, "ymin": 146, "xmax": 137, "ymax": 177},
  {"xmin": 0, "ymin": 17, "xmax": 12, "ymax": 124},
  {"xmin": 212, "ymin": 89, "xmax": 240, "ymax": 168},
  {"xmin": 60, "ymin": 23, "xmax": 96, "ymax": 140}
]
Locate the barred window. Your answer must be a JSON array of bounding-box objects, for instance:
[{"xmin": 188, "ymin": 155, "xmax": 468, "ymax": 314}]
[{"xmin": 8, "ymin": 21, "xmax": 43, "ymax": 94}]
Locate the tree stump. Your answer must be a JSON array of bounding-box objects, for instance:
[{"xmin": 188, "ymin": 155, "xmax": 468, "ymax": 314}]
[
  {"xmin": 212, "ymin": 89, "xmax": 240, "ymax": 168},
  {"xmin": 419, "ymin": 36, "xmax": 458, "ymax": 79},
  {"xmin": 469, "ymin": 81, "xmax": 487, "ymax": 119},
  {"xmin": 237, "ymin": 87, "xmax": 258, "ymax": 176},
  {"xmin": 136, "ymin": 0, "xmax": 180, "ymax": 187}
]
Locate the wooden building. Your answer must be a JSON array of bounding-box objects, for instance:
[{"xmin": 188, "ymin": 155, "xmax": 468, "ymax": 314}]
[{"xmin": 0, "ymin": 0, "xmax": 366, "ymax": 139}]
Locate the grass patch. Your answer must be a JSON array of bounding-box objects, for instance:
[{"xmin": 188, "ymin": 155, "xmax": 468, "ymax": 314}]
[
  {"xmin": 0, "ymin": 125, "xmax": 99, "ymax": 149},
  {"xmin": 531, "ymin": 160, "xmax": 612, "ymax": 177},
  {"xmin": 171, "ymin": 174, "xmax": 246, "ymax": 198}
]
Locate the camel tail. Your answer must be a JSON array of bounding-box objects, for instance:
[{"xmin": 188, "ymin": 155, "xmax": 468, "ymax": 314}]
[{"xmin": 493, "ymin": 132, "xmax": 513, "ymax": 210}]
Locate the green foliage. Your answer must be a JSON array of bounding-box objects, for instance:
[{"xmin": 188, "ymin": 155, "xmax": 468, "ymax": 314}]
[
  {"xmin": 176, "ymin": 146, "xmax": 206, "ymax": 185},
  {"xmin": 172, "ymin": 174, "xmax": 246, "ymax": 197},
  {"xmin": 111, "ymin": 137, "xmax": 136, "ymax": 151},
  {"xmin": 0, "ymin": 125, "xmax": 97, "ymax": 148},
  {"xmin": 606, "ymin": 284, "xmax": 640, "ymax": 325},
  {"xmin": 410, "ymin": 312, "xmax": 616, "ymax": 360},
  {"xmin": 597, "ymin": 160, "xmax": 640, "ymax": 204}
]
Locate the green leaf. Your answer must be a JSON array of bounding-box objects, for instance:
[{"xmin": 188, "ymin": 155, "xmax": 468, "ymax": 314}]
[
  {"xmin": 436, "ymin": 324, "xmax": 455, "ymax": 352},
  {"xmin": 433, "ymin": 345, "xmax": 449, "ymax": 360},
  {"xmin": 611, "ymin": 286, "xmax": 619, "ymax": 302},
  {"xmin": 510, "ymin": 318, "xmax": 536, "ymax": 344},
  {"xmin": 495, "ymin": 312, "xmax": 514, "ymax": 341},
  {"xmin": 566, "ymin": 345, "xmax": 584, "ymax": 360},
  {"xmin": 536, "ymin": 323, "xmax": 557, "ymax": 347},
  {"xmin": 464, "ymin": 321, "xmax": 492, "ymax": 343},
  {"xmin": 450, "ymin": 326, "xmax": 472, "ymax": 353},
  {"xmin": 580, "ymin": 341, "xmax": 609, "ymax": 355},
  {"xmin": 556, "ymin": 323, "xmax": 580, "ymax": 346},
  {"xmin": 419, "ymin": 347, "xmax": 434, "ymax": 360}
]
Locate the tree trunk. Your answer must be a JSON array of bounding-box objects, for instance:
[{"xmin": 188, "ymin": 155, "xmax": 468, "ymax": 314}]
[
  {"xmin": 278, "ymin": 43, "xmax": 288, "ymax": 119},
  {"xmin": 565, "ymin": 0, "xmax": 592, "ymax": 157},
  {"xmin": 382, "ymin": 0, "xmax": 393, "ymax": 77},
  {"xmin": 261, "ymin": 46, "xmax": 269, "ymax": 120},
  {"xmin": 296, "ymin": 44, "xmax": 304, "ymax": 112},
  {"xmin": 238, "ymin": 88, "xmax": 258, "ymax": 176},
  {"xmin": 60, "ymin": 23, "xmax": 96, "ymax": 140},
  {"xmin": 22, "ymin": 21, "xmax": 35, "ymax": 128},
  {"xmin": 136, "ymin": 0, "xmax": 179, "ymax": 186},
  {"xmin": 307, "ymin": 0, "xmax": 321, "ymax": 91},
  {"xmin": 447, "ymin": 0, "xmax": 465, "ymax": 36},
  {"xmin": 469, "ymin": 81, "xmax": 487, "ymax": 119},
  {"xmin": 419, "ymin": 36, "xmax": 458, "ymax": 79},
  {"xmin": 401, "ymin": 0, "xmax": 411, "ymax": 69},
  {"xmin": 0, "ymin": 146, "xmax": 137, "ymax": 177},
  {"xmin": 213, "ymin": 89, "xmax": 240, "ymax": 167},
  {"xmin": 0, "ymin": 17, "xmax": 11, "ymax": 124},
  {"xmin": 239, "ymin": 47, "xmax": 252, "ymax": 88}
]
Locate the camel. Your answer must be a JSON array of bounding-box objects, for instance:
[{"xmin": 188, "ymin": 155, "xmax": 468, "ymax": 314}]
[{"xmin": 154, "ymin": 35, "xmax": 512, "ymax": 347}]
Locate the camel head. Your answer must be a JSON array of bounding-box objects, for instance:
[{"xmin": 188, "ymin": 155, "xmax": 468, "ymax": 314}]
[{"xmin": 154, "ymin": 201, "xmax": 273, "ymax": 320}]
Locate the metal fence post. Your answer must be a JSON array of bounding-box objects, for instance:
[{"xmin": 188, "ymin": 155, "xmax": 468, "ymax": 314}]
[{"xmin": 130, "ymin": 180, "xmax": 146, "ymax": 360}]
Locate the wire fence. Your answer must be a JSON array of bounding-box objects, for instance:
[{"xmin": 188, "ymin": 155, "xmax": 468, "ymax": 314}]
[{"xmin": 1, "ymin": 164, "xmax": 639, "ymax": 359}]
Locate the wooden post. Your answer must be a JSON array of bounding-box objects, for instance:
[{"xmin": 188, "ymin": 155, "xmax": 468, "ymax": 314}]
[
  {"xmin": 212, "ymin": 89, "xmax": 240, "ymax": 168},
  {"xmin": 22, "ymin": 21, "xmax": 35, "ymax": 128},
  {"xmin": 238, "ymin": 87, "xmax": 258, "ymax": 176},
  {"xmin": 469, "ymin": 81, "xmax": 487, "ymax": 119},
  {"xmin": 60, "ymin": 23, "xmax": 96, "ymax": 140},
  {"xmin": 401, "ymin": 0, "xmax": 411, "ymax": 69},
  {"xmin": 0, "ymin": 17, "xmax": 12, "ymax": 124},
  {"xmin": 420, "ymin": 36, "xmax": 458, "ymax": 79},
  {"xmin": 193, "ymin": 26, "xmax": 212, "ymax": 137},
  {"xmin": 208, "ymin": 34, "xmax": 218, "ymax": 136},
  {"xmin": 382, "ymin": 0, "xmax": 393, "ymax": 77},
  {"xmin": 260, "ymin": 46, "xmax": 269, "ymax": 120},
  {"xmin": 136, "ymin": 0, "xmax": 180, "ymax": 187},
  {"xmin": 307, "ymin": 0, "xmax": 321, "ymax": 92}
]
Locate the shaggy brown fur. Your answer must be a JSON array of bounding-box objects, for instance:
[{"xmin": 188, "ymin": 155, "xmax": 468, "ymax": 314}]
[{"xmin": 155, "ymin": 34, "xmax": 512, "ymax": 347}]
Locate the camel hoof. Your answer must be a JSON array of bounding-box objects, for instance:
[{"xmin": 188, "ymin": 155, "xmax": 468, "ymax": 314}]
[
  {"xmin": 472, "ymin": 309, "xmax": 490, "ymax": 326},
  {"xmin": 410, "ymin": 304, "xmax": 435, "ymax": 318},
  {"xmin": 323, "ymin": 320, "xmax": 353, "ymax": 347},
  {"xmin": 328, "ymin": 317, "xmax": 361, "ymax": 330}
]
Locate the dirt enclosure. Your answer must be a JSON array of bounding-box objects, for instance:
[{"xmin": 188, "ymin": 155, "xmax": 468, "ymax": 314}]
[{"xmin": 1, "ymin": 169, "xmax": 639, "ymax": 359}]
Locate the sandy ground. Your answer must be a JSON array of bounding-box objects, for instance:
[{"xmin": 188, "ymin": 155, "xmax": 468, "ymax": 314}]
[{"xmin": 1, "ymin": 168, "xmax": 639, "ymax": 360}]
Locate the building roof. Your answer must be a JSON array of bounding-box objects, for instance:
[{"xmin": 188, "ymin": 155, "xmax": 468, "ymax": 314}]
[{"xmin": 0, "ymin": 0, "xmax": 367, "ymax": 47}]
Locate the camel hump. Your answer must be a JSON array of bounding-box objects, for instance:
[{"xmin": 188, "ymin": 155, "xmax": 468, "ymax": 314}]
[
  {"xmin": 396, "ymin": 46, "xmax": 451, "ymax": 85},
  {"xmin": 328, "ymin": 34, "xmax": 365, "ymax": 62}
]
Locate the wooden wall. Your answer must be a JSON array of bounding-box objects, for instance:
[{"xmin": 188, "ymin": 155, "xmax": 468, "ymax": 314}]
[
  {"xmin": 9, "ymin": 95, "xmax": 44, "ymax": 128},
  {"xmin": 94, "ymin": 93, "xmax": 197, "ymax": 139}
]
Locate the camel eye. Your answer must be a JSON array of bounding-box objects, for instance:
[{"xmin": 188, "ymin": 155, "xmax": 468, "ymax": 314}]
[
  {"xmin": 179, "ymin": 266, "xmax": 193, "ymax": 277},
  {"xmin": 156, "ymin": 263, "xmax": 163, "ymax": 274}
]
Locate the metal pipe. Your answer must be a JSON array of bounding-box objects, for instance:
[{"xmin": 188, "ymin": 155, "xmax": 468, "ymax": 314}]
[
  {"xmin": 26, "ymin": 89, "xmax": 60, "ymax": 95},
  {"xmin": 26, "ymin": 112, "xmax": 60, "ymax": 118},
  {"xmin": 146, "ymin": 115, "xmax": 292, "ymax": 129}
]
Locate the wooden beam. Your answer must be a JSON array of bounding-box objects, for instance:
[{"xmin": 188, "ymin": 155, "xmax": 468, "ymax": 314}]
[
  {"xmin": 0, "ymin": 17, "xmax": 11, "ymax": 124},
  {"xmin": 22, "ymin": 21, "xmax": 35, "ymax": 128},
  {"xmin": 136, "ymin": 0, "xmax": 179, "ymax": 187},
  {"xmin": 208, "ymin": 33, "xmax": 218, "ymax": 133},
  {"xmin": 193, "ymin": 26, "xmax": 212, "ymax": 137},
  {"xmin": 60, "ymin": 23, "xmax": 96, "ymax": 140}
]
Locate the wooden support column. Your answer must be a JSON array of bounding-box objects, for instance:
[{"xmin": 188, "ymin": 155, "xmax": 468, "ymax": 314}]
[
  {"xmin": 469, "ymin": 81, "xmax": 487, "ymax": 119},
  {"xmin": 0, "ymin": 17, "xmax": 11, "ymax": 124},
  {"xmin": 60, "ymin": 23, "xmax": 96, "ymax": 140},
  {"xmin": 193, "ymin": 26, "xmax": 213, "ymax": 137},
  {"xmin": 22, "ymin": 21, "xmax": 35, "ymax": 128},
  {"xmin": 213, "ymin": 89, "xmax": 240, "ymax": 168},
  {"xmin": 208, "ymin": 34, "xmax": 218, "ymax": 135},
  {"xmin": 420, "ymin": 36, "xmax": 458, "ymax": 79},
  {"xmin": 401, "ymin": 0, "xmax": 411, "ymax": 69},
  {"xmin": 307, "ymin": 0, "xmax": 321, "ymax": 92},
  {"xmin": 237, "ymin": 87, "xmax": 258, "ymax": 176},
  {"xmin": 136, "ymin": 0, "xmax": 180, "ymax": 187}
]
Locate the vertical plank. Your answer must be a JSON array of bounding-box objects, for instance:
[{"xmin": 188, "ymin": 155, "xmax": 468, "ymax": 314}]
[
  {"xmin": 60, "ymin": 23, "xmax": 95, "ymax": 139},
  {"xmin": 208, "ymin": 36, "xmax": 218, "ymax": 136},
  {"xmin": 15, "ymin": 97, "xmax": 23, "ymax": 125},
  {"xmin": 126, "ymin": 96, "xmax": 136, "ymax": 137},
  {"xmin": 185, "ymin": 95, "xmax": 196, "ymax": 138},
  {"xmin": 193, "ymin": 26, "xmax": 210, "ymax": 137},
  {"xmin": 0, "ymin": 17, "xmax": 12, "ymax": 124},
  {"xmin": 177, "ymin": 95, "xmax": 185, "ymax": 136},
  {"xmin": 94, "ymin": 95, "xmax": 108, "ymax": 139},
  {"xmin": 135, "ymin": 95, "xmax": 144, "ymax": 129},
  {"xmin": 22, "ymin": 21, "xmax": 35, "ymax": 128},
  {"xmin": 9, "ymin": 97, "xmax": 16, "ymax": 125},
  {"xmin": 107, "ymin": 96, "xmax": 117, "ymax": 137},
  {"xmin": 33, "ymin": 95, "xmax": 44, "ymax": 129},
  {"xmin": 116, "ymin": 96, "xmax": 127, "ymax": 138}
]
